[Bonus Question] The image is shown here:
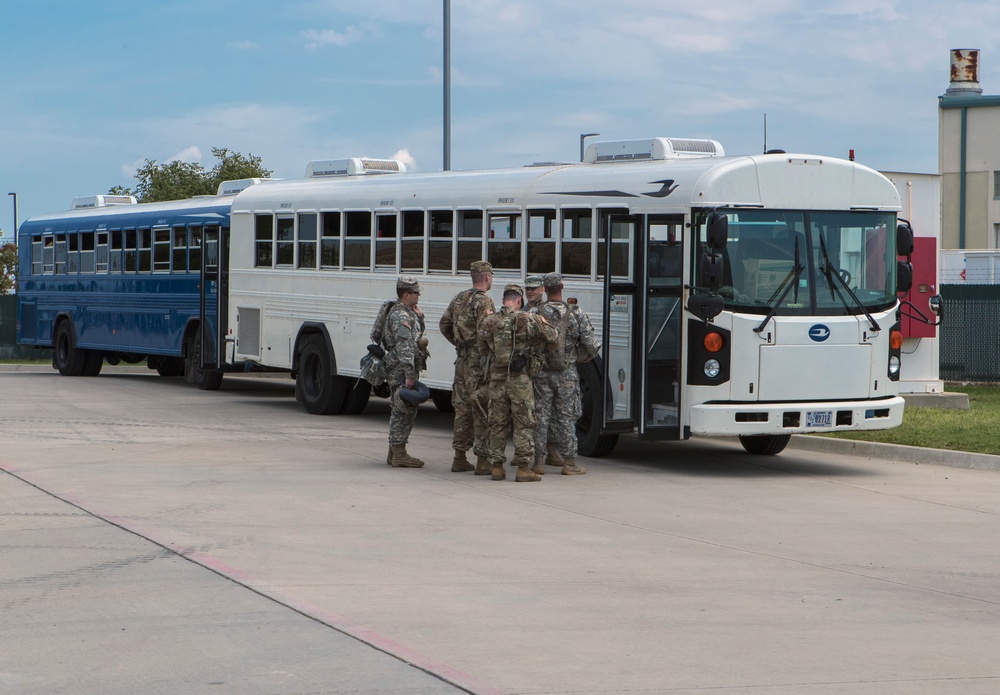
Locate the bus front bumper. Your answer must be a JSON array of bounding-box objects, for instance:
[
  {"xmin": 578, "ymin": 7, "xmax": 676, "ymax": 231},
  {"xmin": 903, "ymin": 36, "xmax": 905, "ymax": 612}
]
[{"xmin": 689, "ymin": 396, "xmax": 905, "ymax": 436}]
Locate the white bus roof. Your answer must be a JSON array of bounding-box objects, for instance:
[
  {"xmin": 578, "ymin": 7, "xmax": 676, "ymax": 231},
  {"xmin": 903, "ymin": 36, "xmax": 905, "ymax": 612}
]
[{"xmin": 232, "ymin": 151, "xmax": 900, "ymax": 214}]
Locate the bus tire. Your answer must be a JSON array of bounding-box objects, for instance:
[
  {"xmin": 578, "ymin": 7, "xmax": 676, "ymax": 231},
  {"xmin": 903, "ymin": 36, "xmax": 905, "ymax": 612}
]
[
  {"xmin": 341, "ymin": 378, "xmax": 372, "ymax": 414},
  {"xmin": 53, "ymin": 321, "xmax": 86, "ymax": 376},
  {"xmin": 576, "ymin": 360, "xmax": 619, "ymax": 458},
  {"xmin": 430, "ymin": 388, "xmax": 455, "ymax": 413},
  {"xmin": 82, "ymin": 350, "xmax": 104, "ymax": 376},
  {"xmin": 739, "ymin": 434, "xmax": 791, "ymax": 455},
  {"xmin": 296, "ymin": 334, "xmax": 347, "ymax": 414},
  {"xmin": 155, "ymin": 356, "xmax": 185, "ymax": 378},
  {"xmin": 187, "ymin": 329, "xmax": 223, "ymax": 391}
]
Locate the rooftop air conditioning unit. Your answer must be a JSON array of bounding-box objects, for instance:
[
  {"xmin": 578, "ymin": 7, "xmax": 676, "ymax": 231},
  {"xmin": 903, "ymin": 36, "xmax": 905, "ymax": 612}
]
[
  {"xmin": 71, "ymin": 195, "xmax": 138, "ymax": 210},
  {"xmin": 305, "ymin": 158, "xmax": 407, "ymax": 178},
  {"xmin": 584, "ymin": 137, "xmax": 724, "ymax": 164}
]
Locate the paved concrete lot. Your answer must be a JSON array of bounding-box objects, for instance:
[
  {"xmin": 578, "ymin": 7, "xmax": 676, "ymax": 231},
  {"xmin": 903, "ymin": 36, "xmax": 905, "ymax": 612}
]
[{"xmin": 2, "ymin": 368, "xmax": 999, "ymax": 695}]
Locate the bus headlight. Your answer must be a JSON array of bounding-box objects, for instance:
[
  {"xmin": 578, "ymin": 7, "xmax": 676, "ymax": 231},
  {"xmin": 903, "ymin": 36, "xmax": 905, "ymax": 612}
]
[
  {"xmin": 888, "ymin": 355, "xmax": 900, "ymax": 376},
  {"xmin": 704, "ymin": 359, "xmax": 721, "ymax": 378}
]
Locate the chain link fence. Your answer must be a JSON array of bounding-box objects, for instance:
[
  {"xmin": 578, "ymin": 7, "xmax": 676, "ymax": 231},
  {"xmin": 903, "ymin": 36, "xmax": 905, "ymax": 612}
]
[{"xmin": 939, "ymin": 284, "xmax": 1000, "ymax": 382}]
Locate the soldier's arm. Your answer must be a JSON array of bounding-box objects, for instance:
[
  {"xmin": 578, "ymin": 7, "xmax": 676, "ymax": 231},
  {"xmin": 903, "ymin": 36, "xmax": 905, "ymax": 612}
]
[
  {"xmin": 575, "ymin": 308, "xmax": 601, "ymax": 361},
  {"xmin": 439, "ymin": 299, "xmax": 458, "ymax": 345},
  {"xmin": 394, "ymin": 319, "xmax": 419, "ymax": 381}
]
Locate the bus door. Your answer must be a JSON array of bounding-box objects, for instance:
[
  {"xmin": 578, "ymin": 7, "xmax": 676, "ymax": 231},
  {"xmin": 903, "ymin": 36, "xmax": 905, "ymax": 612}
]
[
  {"xmin": 199, "ymin": 225, "xmax": 229, "ymax": 368},
  {"xmin": 640, "ymin": 215, "xmax": 685, "ymax": 439},
  {"xmin": 599, "ymin": 210, "xmax": 640, "ymax": 433}
]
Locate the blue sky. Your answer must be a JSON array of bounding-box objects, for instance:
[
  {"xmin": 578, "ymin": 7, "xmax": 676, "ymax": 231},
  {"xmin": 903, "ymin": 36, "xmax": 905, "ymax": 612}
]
[{"xmin": 2, "ymin": 0, "xmax": 999, "ymax": 239}]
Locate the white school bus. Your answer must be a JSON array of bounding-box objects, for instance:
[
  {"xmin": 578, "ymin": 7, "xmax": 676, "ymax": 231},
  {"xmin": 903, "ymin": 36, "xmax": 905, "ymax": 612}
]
[{"xmin": 216, "ymin": 137, "xmax": 917, "ymax": 457}]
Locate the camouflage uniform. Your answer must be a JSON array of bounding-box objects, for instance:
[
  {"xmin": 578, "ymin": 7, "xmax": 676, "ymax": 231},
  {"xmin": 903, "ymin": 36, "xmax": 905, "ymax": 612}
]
[
  {"xmin": 531, "ymin": 273, "xmax": 601, "ymax": 475},
  {"xmin": 384, "ymin": 296, "xmax": 426, "ymax": 448},
  {"xmin": 478, "ymin": 295, "xmax": 557, "ymax": 480},
  {"xmin": 439, "ymin": 285, "xmax": 495, "ymax": 463}
]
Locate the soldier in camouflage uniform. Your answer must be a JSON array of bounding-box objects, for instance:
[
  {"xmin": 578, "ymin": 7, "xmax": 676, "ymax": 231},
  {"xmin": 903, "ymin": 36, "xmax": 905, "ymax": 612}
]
[
  {"xmin": 478, "ymin": 284, "xmax": 558, "ymax": 482},
  {"xmin": 531, "ymin": 273, "xmax": 601, "ymax": 476},
  {"xmin": 524, "ymin": 274, "xmax": 545, "ymax": 309},
  {"xmin": 384, "ymin": 276, "xmax": 428, "ymax": 468},
  {"xmin": 439, "ymin": 261, "xmax": 495, "ymax": 474}
]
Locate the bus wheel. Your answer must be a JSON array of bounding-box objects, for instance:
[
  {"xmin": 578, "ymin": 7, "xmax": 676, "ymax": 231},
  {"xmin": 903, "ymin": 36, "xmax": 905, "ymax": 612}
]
[
  {"xmin": 187, "ymin": 329, "xmax": 223, "ymax": 391},
  {"xmin": 341, "ymin": 378, "xmax": 372, "ymax": 414},
  {"xmin": 430, "ymin": 388, "xmax": 455, "ymax": 413},
  {"xmin": 155, "ymin": 356, "xmax": 184, "ymax": 378},
  {"xmin": 739, "ymin": 434, "xmax": 791, "ymax": 455},
  {"xmin": 54, "ymin": 321, "xmax": 86, "ymax": 376},
  {"xmin": 576, "ymin": 360, "xmax": 619, "ymax": 458},
  {"xmin": 296, "ymin": 334, "xmax": 347, "ymax": 414},
  {"xmin": 82, "ymin": 351, "xmax": 104, "ymax": 376}
]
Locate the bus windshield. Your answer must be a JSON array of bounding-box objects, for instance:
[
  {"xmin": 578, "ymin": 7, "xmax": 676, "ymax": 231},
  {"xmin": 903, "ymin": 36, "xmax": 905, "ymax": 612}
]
[{"xmin": 701, "ymin": 210, "xmax": 898, "ymax": 315}]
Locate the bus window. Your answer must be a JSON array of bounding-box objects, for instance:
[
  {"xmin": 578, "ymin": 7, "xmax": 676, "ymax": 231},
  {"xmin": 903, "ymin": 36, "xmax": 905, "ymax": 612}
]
[
  {"xmin": 67, "ymin": 233, "xmax": 79, "ymax": 274},
  {"xmin": 320, "ymin": 212, "xmax": 340, "ymax": 269},
  {"xmin": 457, "ymin": 210, "xmax": 484, "ymax": 272},
  {"xmin": 42, "ymin": 235, "xmax": 54, "ymax": 274},
  {"xmin": 488, "ymin": 213, "xmax": 521, "ymax": 270},
  {"xmin": 297, "ymin": 213, "xmax": 318, "ymax": 269},
  {"xmin": 153, "ymin": 229, "xmax": 171, "ymax": 272},
  {"xmin": 110, "ymin": 230, "xmax": 123, "ymax": 273},
  {"xmin": 190, "ymin": 226, "xmax": 203, "ymax": 271},
  {"xmin": 344, "ymin": 211, "xmax": 372, "ymax": 269},
  {"xmin": 31, "ymin": 237, "xmax": 42, "ymax": 275},
  {"xmin": 598, "ymin": 211, "xmax": 636, "ymax": 280},
  {"xmin": 428, "ymin": 209, "xmax": 453, "ymax": 272},
  {"xmin": 254, "ymin": 214, "xmax": 273, "ymax": 268},
  {"xmin": 375, "ymin": 213, "xmax": 397, "ymax": 270},
  {"xmin": 561, "ymin": 208, "xmax": 592, "ymax": 277},
  {"xmin": 276, "ymin": 216, "xmax": 294, "ymax": 266},
  {"xmin": 205, "ymin": 227, "xmax": 219, "ymax": 270},
  {"xmin": 401, "ymin": 211, "xmax": 425, "ymax": 273},
  {"xmin": 172, "ymin": 227, "xmax": 188, "ymax": 272},
  {"xmin": 96, "ymin": 232, "xmax": 109, "ymax": 273},
  {"xmin": 527, "ymin": 210, "xmax": 556, "ymax": 274},
  {"xmin": 80, "ymin": 232, "xmax": 96, "ymax": 274},
  {"xmin": 138, "ymin": 229, "xmax": 152, "ymax": 272},
  {"xmin": 55, "ymin": 234, "xmax": 68, "ymax": 274},
  {"xmin": 647, "ymin": 218, "xmax": 682, "ymax": 287}
]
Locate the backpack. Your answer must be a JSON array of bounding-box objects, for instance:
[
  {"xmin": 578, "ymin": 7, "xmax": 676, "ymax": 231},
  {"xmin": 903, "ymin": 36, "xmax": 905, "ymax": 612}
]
[
  {"xmin": 544, "ymin": 302, "xmax": 573, "ymax": 371},
  {"xmin": 361, "ymin": 300, "xmax": 398, "ymax": 393},
  {"xmin": 370, "ymin": 299, "xmax": 399, "ymax": 347}
]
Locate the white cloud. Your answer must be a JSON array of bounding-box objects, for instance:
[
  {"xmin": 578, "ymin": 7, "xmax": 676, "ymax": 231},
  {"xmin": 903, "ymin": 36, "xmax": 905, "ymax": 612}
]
[
  {"xmin": 165, "ymin": 146, "xmax": 202, "ymax": 165},
  {"xmin": 228, "ymin": 40, "xmax": 258, "ymax": 51},
  {"xmin": 391, "ymin": 148, "xmax": 416, "ymax": 169},
  {"xmin": 302, "ymin": 26, "xmax": 368, "ymax": 49}
]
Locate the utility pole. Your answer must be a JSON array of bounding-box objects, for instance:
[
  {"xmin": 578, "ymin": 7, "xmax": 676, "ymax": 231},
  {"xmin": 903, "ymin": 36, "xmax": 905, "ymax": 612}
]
[{"xmin": 443, "ymin": 0, "xmax": 451, "ymax": 171}]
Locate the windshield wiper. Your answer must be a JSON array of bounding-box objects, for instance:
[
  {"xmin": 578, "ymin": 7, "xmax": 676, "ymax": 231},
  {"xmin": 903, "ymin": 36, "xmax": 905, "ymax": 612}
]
[
  {"xmin": 753, "ymin": 235, "xmax": 805, "ymax": 334},
  {"xmin": 818, "ymin": 234, "xmax": 880, "ymax": 332}
]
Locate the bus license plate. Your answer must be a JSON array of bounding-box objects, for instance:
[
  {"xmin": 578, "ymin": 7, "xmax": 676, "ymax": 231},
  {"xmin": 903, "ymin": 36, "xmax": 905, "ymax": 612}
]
[{"xmin": 806, "ymin": 410, "xmax": 833, "ymax": 427}]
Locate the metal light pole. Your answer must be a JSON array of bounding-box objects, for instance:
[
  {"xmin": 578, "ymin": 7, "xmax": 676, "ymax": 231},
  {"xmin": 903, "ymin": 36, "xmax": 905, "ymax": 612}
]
[
  {"xmin": 580, "ymin": 133, "xmax": 600, "ymax": 162},
  {"xmin": 7, "ymin": 192, "xmax": 16, "ymax": 242},
  {"xmin": 443, "ymin": 0, "xmax": 451, "ymax": 171}
]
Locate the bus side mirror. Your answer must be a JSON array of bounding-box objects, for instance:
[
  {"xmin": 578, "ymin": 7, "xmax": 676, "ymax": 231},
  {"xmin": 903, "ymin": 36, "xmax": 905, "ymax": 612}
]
[
  {"xmin": 896, "ymin": 222, "xmax": 914, "ymax": 257},
  {"xmin": 897, "ymin": 260, "xmax": 913, "ymax": 293},
  {"xmin": 687, "ymin": 294, "xmax": 724, "ymax": 322},
  {"xmin": 701, "ymin": 252, "xmax": 724, "ymax": 290},
  {"xmin": 707, "ymin": 213, "xmax": 728, "ymax": 250},
  {"xmin": 929, "ymin": 294, "xmax": 944, "ymax": 318}
]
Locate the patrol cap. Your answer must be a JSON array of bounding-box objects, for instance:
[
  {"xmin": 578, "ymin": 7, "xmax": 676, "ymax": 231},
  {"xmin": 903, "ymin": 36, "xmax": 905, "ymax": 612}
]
[
  {"xmin": 504, "ymin": 283, "xmax": 525, "ymax": 297},
  {"xmin": 470, "ymin": 260, "xmax": 493, "ymax": 273},
  {"xmin": 542, "ymin": 272, "xmax": 563, "ymax": 287},
  {"xmin": 398, "ymin": 380, "xmax": 431, "ymax": 406},
  {"xmin": 396, "ymin": 275, "xmax": 422, "ymax": 293},
  {"xmin": 524, "ymin": 274, "xmax": 544, "ymax": 289}
]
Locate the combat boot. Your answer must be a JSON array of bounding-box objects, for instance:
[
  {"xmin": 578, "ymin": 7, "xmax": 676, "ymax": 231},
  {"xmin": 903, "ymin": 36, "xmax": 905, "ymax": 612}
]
[
  {"xmin": 545, "ymin": 443, "xmax": 565, "ymax": 467},
  {"xmin": 531, "ymin": 456, "xmax": 546, "ymax": 476},
  {"xmin": 491, "ymin": 464, "xmax": 507, "ymax": 481},
  {"xmin": 515, "ymin": 466, "xmax": 541, "ymax": 482},
  {"xmin": 474, "ymin": 455, "xmax": 493, "ymax": 476},
  {"xmin": 389, "ymin": 444, "xmax": 424, "ymax": 468},
  {"xmin": 451, "ymin": 450, "xmax": 474, "ymax": 473},
  {"xmin": 561, "ymin": 457, "xmax": 587, "ymax": 475}
]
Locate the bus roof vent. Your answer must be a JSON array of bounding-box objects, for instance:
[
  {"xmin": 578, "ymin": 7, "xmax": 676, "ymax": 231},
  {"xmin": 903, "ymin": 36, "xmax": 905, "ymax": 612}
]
[
  {"xmin": 584, "ymin": 137, "xmax": 725, "ymax": 163},
  {"xmin": 217, "ymin": 178, "xmax": 269, "ymax": 196},
  {"xmin": 71, "ymin": 194, "xmax": 138, "ymax": 210},
  {"xmin": 305, "ymin": 158, "xmax": 407, "ymax": 178}
]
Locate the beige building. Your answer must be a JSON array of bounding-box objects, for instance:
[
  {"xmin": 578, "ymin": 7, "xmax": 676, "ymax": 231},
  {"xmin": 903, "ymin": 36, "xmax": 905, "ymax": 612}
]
[{"xmin": 938, "ymin": 49, "xmax": 1000, "ymax": 250}]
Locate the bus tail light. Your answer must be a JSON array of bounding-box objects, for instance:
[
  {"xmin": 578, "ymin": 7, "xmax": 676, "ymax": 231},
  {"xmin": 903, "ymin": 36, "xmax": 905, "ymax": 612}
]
[{"xmin": 888, "ymin": 321, "xmax": 902, "ymax": 382}]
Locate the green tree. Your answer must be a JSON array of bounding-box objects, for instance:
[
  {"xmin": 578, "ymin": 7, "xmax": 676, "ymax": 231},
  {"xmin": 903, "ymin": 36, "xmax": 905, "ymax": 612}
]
[
  {"xmin": 113, "ymin": 148, "xmax": 272, "ymax": 203},
  {"xmin": 1, "ymin": 242, "xmax": 17, "ymax": 295}
]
